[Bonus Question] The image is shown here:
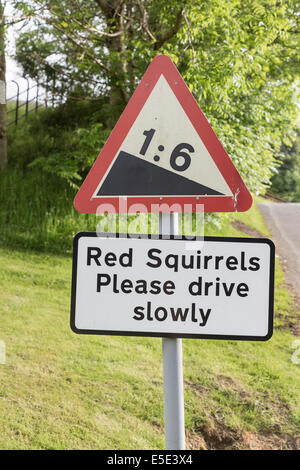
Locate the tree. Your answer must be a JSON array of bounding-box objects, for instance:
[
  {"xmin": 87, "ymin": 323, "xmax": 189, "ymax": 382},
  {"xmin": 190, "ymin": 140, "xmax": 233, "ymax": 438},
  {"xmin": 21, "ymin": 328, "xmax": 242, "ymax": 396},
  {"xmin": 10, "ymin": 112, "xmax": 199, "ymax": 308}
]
[
  {"xmin": 12, "ymin": 1, "xmax": 187, "ymax": 123},
  {"xmin": 0, "ymin": 0, "xmax": 7, "ymax": 169},
  {"xmin": 11, "ymin": 0, "xmax": 300, "ymax": 193},
  {"xmin": 271, "ymin": 130, "xmax": 300, "ymax": 201}
]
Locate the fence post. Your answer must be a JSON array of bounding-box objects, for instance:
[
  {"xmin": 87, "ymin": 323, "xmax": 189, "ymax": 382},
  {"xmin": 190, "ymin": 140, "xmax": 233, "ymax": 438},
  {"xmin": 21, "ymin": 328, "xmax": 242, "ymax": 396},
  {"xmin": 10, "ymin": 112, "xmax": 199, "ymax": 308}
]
[
  {"xmin": 11, "ymin": 80, "xmax": 19, "ymax": 125},
  {"xmin": 35, "ymin": 83, "xmax": 39, "ymax": 112},
  {"xmin": 25, "ymin": 77, "xmax": 29, "ymax": 117}
]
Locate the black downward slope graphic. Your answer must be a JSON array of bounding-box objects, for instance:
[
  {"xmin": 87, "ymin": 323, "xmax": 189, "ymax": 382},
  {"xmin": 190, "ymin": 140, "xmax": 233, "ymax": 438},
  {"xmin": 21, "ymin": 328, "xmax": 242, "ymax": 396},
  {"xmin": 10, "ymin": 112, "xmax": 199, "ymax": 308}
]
[{"xmin": 97, "ymin": 151, "xmax": 224, "ymax": 196}]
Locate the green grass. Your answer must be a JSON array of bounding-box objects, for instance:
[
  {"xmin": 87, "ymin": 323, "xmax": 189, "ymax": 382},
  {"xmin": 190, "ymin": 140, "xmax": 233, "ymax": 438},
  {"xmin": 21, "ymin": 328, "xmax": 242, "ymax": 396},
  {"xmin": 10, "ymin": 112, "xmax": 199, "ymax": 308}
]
[
  {"xmin": 0, "ymin": 168, "xmax": 98, "ymax": 254},
  {"xmin": 0, "ymin": 168, "xmax": 156, "ymax": 254},
  {"xmin": 0, "ymin": 195, "xmax": 299, "ymax": 449}
]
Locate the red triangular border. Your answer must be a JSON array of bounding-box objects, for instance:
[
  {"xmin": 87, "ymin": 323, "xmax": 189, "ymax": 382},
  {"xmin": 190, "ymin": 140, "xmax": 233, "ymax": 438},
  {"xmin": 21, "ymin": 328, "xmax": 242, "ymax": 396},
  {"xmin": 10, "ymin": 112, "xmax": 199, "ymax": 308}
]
[{"xmin": 74, "ymin": 55, "xmax": 252, "ymax": 213}]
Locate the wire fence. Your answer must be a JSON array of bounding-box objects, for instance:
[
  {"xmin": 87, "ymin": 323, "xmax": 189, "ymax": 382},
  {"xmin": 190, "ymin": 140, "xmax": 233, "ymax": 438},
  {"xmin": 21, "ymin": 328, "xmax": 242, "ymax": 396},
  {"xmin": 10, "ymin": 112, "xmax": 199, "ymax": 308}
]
[{"xmin": 6, "ymin": 79, "xmax": 61, "ymax": 127}]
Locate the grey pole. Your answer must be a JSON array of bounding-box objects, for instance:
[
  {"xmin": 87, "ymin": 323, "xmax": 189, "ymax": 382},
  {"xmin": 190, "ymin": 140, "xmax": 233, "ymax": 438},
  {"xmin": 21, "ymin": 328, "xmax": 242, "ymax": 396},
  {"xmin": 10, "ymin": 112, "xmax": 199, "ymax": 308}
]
[{"xmin": 159, "ymin": 212, "xmax": 186, "ymax": 450}]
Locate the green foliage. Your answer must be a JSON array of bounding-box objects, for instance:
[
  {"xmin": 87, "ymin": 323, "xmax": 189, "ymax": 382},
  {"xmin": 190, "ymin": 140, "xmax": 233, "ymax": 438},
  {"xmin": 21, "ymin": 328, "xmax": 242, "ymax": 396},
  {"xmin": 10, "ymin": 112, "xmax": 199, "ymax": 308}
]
[
  {"xmin": 271, "ymin": 131, "xmax": 300, "ymax": 201},
  {"xmin": 0, "ymin": 167, "xmax": 98, "ymax": 253},
  {"xmin": 27, "ymin": 122, "xmax": 109, "ymax": 185},
  {"xmin": 7, "ymin": 100, "xmax": 110, "ymax": 186},
  {"xmin": 11, "ymin": 0, "xmax": 300, "ymax": 193},
  {"xmin": 169, "ymin": 0, "xmax": 300, "ymax": 193}
]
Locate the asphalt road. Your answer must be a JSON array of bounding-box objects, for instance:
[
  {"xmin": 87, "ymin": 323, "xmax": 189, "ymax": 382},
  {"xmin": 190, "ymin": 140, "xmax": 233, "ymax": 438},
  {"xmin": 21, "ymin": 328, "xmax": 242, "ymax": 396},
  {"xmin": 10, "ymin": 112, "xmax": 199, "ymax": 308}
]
[{"xmin": 258, "ymin": 202, "xmax": 300, "ymax": 297}]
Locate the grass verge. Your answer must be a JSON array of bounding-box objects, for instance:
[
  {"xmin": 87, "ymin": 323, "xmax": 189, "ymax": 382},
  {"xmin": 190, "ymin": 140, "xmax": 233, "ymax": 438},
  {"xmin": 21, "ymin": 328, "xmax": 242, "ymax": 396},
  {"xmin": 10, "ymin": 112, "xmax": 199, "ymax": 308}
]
[{"xmin": 0, "ymin": 198, "xmax": 299, "ymax": 449}]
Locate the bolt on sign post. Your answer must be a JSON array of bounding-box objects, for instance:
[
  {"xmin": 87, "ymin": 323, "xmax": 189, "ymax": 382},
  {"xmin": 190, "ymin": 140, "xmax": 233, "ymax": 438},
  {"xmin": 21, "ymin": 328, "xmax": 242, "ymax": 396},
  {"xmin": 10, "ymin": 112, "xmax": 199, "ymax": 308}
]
[{"xmin": 71, "ymin": 55, "xmax": 274, "ymax": 450}]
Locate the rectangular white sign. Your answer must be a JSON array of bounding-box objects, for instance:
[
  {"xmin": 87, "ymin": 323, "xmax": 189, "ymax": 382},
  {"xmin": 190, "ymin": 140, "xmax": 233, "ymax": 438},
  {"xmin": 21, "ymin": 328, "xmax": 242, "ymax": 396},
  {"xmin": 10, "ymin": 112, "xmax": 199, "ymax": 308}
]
[{"xmin": 70, "ymin": 233, "xmax": 274, "ymax": 341}]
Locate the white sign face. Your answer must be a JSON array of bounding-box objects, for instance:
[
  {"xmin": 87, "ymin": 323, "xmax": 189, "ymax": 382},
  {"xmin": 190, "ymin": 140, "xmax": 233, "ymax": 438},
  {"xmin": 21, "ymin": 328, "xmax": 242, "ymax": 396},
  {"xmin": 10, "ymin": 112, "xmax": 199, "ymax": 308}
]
[
  {"xmin": 71, "ymin": 233, "xmax": 274, "ymax": 341},
  {"xmin": 93, "ymin": 75, "xmax": 233, "ymax": 198}
]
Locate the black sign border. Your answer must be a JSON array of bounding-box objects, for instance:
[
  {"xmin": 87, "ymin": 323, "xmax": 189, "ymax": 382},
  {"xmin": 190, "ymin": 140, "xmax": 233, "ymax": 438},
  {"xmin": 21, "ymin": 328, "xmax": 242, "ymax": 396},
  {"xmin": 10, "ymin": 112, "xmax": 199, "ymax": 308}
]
[{"xmin": 70, "ymin": 232, "xmax": 274, "ymax": 341}]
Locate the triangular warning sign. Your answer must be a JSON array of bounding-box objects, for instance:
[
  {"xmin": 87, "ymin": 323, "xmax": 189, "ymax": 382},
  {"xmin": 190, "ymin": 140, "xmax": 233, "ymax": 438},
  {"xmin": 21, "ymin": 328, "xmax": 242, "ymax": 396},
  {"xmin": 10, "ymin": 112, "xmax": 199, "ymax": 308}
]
[{"xmin": 74, "ymin": 55, "xmax": 252, "ymax": 213}]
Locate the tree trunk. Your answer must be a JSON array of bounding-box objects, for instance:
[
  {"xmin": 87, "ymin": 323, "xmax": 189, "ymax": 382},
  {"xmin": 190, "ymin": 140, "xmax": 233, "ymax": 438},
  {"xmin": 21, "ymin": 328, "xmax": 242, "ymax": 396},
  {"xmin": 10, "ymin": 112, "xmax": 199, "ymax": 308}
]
[
  {"xmin": 97, "ymin": 0, "xmax": 129, "ymax": 127},
  {"xmin": 0, "ymin": 1, "xmax": 6, "ymax": 169}
]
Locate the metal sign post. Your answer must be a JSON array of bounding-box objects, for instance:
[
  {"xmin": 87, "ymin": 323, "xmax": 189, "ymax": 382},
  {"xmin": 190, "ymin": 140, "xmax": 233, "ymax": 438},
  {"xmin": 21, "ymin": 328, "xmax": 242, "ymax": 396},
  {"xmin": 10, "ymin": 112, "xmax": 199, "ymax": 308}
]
[{"xmin": 159, "ymin": 212, "xmax": 185, "ymax": 450}]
